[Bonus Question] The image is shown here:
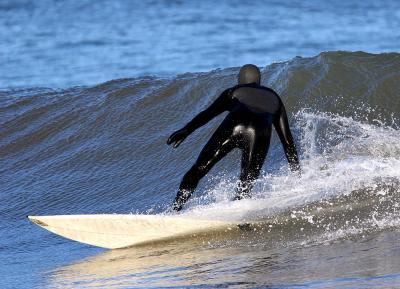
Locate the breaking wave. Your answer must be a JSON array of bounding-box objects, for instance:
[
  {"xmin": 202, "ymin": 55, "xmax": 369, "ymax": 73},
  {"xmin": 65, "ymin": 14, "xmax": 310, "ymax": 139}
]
[{"xmin": 1, "ymin": 51, "xmax": 400, "ymax": 245}]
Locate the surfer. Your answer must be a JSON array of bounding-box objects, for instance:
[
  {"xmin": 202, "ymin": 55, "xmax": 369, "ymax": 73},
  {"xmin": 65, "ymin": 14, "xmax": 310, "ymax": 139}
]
[{"xmin": 167, "ymin": 64, "xmax": 300, "ymax": 211}]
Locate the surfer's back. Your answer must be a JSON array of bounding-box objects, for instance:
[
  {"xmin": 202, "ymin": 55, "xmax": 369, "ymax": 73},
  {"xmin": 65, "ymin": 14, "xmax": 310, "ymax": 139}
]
[{"xmin": 230, "ymin": 83, "xmax": 281, "ymax": 115}]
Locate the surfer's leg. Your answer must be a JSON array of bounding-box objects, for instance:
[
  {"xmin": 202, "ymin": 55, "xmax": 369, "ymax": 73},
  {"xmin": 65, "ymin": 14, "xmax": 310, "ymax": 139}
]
[
  {"xmin": 235, "ymin": 127, "xmax": 271, "ymax": 200},
  {"xmin": 173, "ymin": 124, "xmax": 235, "ymax": 211}
]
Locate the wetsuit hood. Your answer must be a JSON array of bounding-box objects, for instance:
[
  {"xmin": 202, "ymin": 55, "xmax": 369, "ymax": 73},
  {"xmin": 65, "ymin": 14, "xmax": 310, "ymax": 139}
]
[{"xmin": 238, "ymin": 64, "xmax": 261, "ymax": 85}]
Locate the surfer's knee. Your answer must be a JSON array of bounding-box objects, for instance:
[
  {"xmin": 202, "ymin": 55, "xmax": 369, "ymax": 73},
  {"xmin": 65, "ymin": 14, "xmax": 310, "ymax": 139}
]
[{"xmin": 186, "ymin": 164, "xmax": 208, "ymax": 180}]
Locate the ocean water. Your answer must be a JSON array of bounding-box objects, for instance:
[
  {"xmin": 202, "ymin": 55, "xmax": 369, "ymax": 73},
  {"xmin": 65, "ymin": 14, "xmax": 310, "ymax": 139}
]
[
  {"xmin": 1, "ymin": 0, "xmax": 399, "ymax": 88},
  {"xmin": 1, "ymin": 1, "xmax": 400, "ymax": 289}
]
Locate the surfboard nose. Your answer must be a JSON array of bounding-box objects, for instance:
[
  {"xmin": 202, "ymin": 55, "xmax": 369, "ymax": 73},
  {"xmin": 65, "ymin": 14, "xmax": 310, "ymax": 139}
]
[
  {"xmin": 28, "ymin": 216, "xmax": 48, "ymax": 227},
  {"xmin": 26, "ymin": 214, "xmax": 238, "ymax": 249}
]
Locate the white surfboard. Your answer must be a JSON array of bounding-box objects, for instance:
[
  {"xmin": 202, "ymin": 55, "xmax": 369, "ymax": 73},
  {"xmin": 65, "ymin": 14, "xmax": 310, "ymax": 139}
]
[{"xmin": 28, "ymin": 214, "xmax": 240, "ymax": 249}]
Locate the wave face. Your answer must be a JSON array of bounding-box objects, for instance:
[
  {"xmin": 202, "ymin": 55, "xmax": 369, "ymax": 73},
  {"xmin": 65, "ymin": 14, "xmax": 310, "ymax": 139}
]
[{"xmin": 1, "ymin": 51, "xmax": 400, "ymax": 287}]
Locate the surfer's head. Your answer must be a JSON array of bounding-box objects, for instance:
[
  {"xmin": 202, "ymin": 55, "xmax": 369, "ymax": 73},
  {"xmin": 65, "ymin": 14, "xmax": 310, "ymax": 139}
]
[{"xmin": 238, "ymin": 64, "xmax": 261, "ymax": 85}]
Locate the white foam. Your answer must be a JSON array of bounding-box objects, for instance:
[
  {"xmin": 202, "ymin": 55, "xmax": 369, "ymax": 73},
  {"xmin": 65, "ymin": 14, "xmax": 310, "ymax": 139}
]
[{"xmin": 182, "ymin": 111, "xmax": 400, "ymax": 225}]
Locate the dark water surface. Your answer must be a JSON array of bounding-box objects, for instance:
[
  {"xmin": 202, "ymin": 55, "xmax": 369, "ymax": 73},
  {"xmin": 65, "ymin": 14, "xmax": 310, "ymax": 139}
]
[
  {"xmin": 1, "ymin": 51, "xmax": 400, "ymax": 288},
  {"xmin": 1, "ymin": 1, "xmax": 400, "ymax": 288}
]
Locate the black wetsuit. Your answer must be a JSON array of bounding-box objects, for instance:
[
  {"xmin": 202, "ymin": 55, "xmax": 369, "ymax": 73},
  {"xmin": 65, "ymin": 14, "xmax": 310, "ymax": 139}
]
[{"xmin": 168, "ymin": 82, "xmax": 300, "ymax": 211}]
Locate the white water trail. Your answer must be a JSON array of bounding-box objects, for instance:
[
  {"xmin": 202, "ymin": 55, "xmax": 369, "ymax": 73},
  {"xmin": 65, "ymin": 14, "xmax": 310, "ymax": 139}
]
[{"xmin": 182, "ymin": 111, "xmax": 400, "ymax": 225}]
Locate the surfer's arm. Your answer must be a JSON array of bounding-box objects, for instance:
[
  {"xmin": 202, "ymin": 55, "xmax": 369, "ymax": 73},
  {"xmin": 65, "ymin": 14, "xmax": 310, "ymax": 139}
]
[
  {"xmin": 167, "ymin": 89, "xmax": 232, "ymax": 148},
  {"xmin": 183, "ymin": 88, "xmax": 232, "ymax": 133},
  {"xmin": 273, "ymin": 104, "xmax": 301, "ymax": 173}
]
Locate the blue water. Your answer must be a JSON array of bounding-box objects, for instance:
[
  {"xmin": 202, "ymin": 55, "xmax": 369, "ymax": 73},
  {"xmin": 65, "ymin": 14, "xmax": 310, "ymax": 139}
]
[
  {"xmin": 1, "ymin": 1, "xmax": 400, "ymax": 288},
  {"xmin": 1, "ymin": 0, "xmax": 399, "ymax": 88}
]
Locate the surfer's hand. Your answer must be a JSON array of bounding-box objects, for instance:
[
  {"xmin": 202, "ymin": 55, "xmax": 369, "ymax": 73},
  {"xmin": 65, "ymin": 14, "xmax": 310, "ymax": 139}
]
[{"xmin": 167, "ymin": 128, "xmax": 189, "ymax": 148}]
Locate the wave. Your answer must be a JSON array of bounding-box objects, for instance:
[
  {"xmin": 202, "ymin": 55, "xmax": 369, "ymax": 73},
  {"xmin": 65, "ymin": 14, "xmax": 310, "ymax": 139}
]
[
  {"xmin": 1, "ymin": 51, "xmax": 400, "ymax": 244},
  {"xmin": 181, "ymin": 110, "xmax": 400, "ymax": 244}
]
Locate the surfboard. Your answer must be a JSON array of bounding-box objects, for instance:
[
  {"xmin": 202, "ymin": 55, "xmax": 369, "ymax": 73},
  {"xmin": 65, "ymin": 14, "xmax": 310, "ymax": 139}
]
[{"xmin": 28, "ymin": 214, "xmax": 240, "ymax": 249}]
